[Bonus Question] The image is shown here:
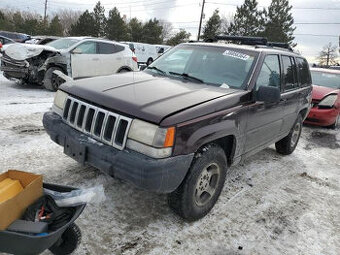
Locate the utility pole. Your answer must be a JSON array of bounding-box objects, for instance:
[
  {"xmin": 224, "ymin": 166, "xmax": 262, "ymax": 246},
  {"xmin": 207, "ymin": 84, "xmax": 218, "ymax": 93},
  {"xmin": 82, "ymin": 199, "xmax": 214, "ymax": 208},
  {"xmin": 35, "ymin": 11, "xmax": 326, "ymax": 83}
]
[
  {"xmin": 44, "ymin": 0, "xmax": 48, "ymax": 21},
  {"xmin": 197, "ymin": 0, "xmax": 205, "ymax": 41}
]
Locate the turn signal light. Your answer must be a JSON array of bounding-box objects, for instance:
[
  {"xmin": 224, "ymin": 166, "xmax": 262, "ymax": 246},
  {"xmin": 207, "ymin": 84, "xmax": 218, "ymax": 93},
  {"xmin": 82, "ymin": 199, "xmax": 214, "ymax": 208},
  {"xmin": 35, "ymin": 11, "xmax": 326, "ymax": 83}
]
[{"xmin": 163, "ymin": 127, "xmax": 175, "ymax": 147}]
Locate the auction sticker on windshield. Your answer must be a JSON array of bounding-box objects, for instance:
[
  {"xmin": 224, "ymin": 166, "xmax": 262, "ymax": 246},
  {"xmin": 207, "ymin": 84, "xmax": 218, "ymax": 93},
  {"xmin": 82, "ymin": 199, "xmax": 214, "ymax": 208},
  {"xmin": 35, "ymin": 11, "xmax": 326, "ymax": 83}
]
[{"xmin": 223, "ymin": 50, "xmax": 250, "ymax": 60}]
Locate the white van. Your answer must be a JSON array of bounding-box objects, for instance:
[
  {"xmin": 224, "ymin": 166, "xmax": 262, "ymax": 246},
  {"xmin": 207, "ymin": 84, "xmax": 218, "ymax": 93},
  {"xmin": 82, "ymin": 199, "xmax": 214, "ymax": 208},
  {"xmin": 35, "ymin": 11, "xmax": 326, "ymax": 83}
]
[{"xmin": 121, "ymin": 42, "xmax": 170, "ymax": 66}]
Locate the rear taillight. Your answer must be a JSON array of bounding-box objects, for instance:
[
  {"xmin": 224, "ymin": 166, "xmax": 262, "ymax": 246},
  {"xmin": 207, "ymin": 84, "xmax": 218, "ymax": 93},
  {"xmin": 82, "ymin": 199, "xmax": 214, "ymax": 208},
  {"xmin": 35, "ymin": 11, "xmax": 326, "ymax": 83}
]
[
  {"xmin": 0, "ymin": 42, "xmax": 2, "ymax": 50},
  {"xmin": 132, "ymin": 56, "xmax": 137, "ymax": 62}
]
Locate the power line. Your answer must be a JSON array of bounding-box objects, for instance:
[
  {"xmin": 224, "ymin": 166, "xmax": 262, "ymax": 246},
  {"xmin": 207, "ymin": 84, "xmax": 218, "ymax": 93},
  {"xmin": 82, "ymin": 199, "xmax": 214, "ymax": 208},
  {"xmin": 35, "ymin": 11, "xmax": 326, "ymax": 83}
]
[
  {"xmin": 294, "ymin": 34, "xmax": 339, "ymax": 38},
  {"xmin": 205, "ymin": 1, "xmax": 340, "ymax": 10},
  {"xmin": 295, "ymin": 22, "xmax": 340, "ymax": 25}
]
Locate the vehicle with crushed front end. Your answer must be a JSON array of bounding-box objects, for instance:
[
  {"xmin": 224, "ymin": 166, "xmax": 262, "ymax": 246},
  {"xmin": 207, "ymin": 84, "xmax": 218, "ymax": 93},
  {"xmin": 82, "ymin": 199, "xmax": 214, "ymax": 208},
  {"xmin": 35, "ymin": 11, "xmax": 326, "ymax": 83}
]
[
  {"xmin": 43, "ymin": 36, "xmax": 312, "ymax": 221},
  {"xmin": 304, "ymin": 68, "xmax": 340, "ymax": 128},
  {"xmin": 0, "ymin": 37, "xmax": 138, "ymax": 91}
]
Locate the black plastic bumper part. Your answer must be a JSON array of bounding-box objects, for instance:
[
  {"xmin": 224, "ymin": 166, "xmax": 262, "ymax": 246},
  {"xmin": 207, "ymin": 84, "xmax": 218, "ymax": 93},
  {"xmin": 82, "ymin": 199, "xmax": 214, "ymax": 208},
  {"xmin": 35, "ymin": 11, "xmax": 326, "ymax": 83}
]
[{"xmin": 43, "ymin": 112, "xmax": 194, "ymax": 193}]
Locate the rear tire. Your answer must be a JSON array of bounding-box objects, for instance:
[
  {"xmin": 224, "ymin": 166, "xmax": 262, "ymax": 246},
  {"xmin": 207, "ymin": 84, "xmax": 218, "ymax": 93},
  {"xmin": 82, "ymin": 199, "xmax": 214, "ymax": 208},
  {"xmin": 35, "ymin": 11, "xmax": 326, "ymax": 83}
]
[
  {"xmin": 275, "ymin": 115, "xmax": 302, "ymax": 155},
  {"xmin": 168, "ymin": 144, "xmax": 227, "ymax": 221},
  {"xmin": 43, "ymin": 67, "xmax": 64, "ymax": 91},
  {"xmin": 146, "ymin": 58, "xmax": 153, "ymax": 66},
  {"xmin": 49, "ymin": 223, "xmax": 81, "ymax": 255},
  {"xmin": 118, "ymin": 68, "xmax": 130, "ymax": 73}
]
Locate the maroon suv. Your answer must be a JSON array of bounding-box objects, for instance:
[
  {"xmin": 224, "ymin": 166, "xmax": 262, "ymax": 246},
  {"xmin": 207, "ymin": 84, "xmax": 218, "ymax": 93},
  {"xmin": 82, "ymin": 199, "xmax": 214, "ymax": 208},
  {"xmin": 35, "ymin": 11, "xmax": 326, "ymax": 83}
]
[{"xmin": 43, "ymin": 36, "xmax": 312, "ymax": 221}]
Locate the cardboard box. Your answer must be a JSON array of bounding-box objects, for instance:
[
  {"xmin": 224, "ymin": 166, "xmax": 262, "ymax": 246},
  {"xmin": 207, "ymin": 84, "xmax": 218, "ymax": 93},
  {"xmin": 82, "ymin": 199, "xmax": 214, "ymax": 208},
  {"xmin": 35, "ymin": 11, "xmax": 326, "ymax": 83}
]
[{"xmin": 0, "ymin": 170, "xmax": 43, "ymax": 230}]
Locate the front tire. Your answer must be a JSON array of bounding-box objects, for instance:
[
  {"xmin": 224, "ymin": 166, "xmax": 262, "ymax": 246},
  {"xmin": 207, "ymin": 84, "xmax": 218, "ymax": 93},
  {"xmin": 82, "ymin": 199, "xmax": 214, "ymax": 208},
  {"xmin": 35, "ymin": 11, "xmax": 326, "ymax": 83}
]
[
  {"xmin": 168, "ymin": 144, "xmax": 227, "ymax": 221},
  {"xmin": 43, "ymin": 67, "xmax": 64, "ymax": 91},
  {"xmin": 49, "ymin": 223, "xmax": 81, "ymax": 255},
  {"xmin": 275, "ymin": 115, "xmax": 302, "ymax": 155}
]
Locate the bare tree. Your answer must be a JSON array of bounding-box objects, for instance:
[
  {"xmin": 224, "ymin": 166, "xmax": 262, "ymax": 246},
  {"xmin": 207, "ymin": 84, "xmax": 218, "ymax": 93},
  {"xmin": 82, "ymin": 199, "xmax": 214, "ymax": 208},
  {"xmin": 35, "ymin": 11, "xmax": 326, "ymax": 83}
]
[
  {"xmin": 54, "ymin": 9, "xmax": 82, "ymax": 36},
  {"xmin": 318, "ymin": 43, "xmax": 338, "ymax": 67},
  {"xmin": 159, "ymin": 20, "xmax": 173, "ymax": 42}
]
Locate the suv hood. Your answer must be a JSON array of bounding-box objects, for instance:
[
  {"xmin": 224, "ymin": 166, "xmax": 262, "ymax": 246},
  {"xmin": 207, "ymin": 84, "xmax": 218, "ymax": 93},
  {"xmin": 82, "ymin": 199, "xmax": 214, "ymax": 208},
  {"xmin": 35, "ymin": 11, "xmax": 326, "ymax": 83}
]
[
  {"xmin": 312, "ymin": 85, "xmax": 339, "ymax": 101},
  {"xmin": 61, "ymin": 72, "xmax": 239, "ymax": 124},
  {"xmin": 4, "ymin": 43, "xmax": 58, "ymax": 60}
]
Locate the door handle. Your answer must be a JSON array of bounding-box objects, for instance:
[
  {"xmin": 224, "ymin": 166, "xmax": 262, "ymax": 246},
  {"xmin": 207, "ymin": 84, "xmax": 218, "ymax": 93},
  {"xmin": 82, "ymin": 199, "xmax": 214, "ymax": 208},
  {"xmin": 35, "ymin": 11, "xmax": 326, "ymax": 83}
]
[
  {"xmin": 92, "ymin": 58, "xmax": 99, "ymax": 61},
  {"xmin": 280, "ymin": 98, "xmax": 288, "ymax": 102}
]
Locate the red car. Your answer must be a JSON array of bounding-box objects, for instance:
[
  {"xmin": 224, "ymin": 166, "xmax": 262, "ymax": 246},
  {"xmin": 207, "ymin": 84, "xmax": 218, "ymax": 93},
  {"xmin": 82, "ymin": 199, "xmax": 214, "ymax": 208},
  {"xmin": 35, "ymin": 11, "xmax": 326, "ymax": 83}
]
[{"xmin": 305, "ymin": 68, "xmax": 340, "ymax": 128}]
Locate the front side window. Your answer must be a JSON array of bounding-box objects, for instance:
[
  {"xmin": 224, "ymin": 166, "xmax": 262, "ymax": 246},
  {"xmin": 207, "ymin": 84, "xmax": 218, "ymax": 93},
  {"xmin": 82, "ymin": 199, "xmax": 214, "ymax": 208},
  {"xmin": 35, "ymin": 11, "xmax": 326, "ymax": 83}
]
[
  {"xmin": 146, "ymin": 45, "xmax": 257, "ymax": 89},
  {"xmin": 47, "ymin": 38, "xmax": 80, "ymax": 50},
  {"xmin": 311, "ymin": 70, "xmax": 340, "ymax": 89},
  {"xmin": 282, "ymin": 55, "xmax": 298, "ymax": 90},
  {"xmin": 73, "ymin": 41, "xmax": 97, "ymax": 54},
  {"xmin": 256, "ymin": 55, "xmax": 281, "ymax": 90},
  {"xmin": 296, "ymin": 58, "xmax": 311, "ymax": 86}
]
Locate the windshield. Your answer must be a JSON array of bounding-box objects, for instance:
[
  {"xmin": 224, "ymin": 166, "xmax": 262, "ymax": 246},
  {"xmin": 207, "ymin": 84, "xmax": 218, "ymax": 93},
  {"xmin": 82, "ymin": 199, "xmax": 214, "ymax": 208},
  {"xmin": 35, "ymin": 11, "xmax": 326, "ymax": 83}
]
[
  {"xmin": 145, "ymin": 45, "xmax": 257, "ymax": 89},
  {"xmin": 46, "ymin": 38, "xmax": 80, "ymax": 50},
  {"xmin": 311, "ymin": 70, "xmax": 340, "ymax": 89}
]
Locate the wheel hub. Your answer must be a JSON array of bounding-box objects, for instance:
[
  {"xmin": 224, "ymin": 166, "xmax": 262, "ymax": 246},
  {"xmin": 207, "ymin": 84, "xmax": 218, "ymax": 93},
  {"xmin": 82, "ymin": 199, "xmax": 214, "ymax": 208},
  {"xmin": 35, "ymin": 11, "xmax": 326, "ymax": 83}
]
[
  {"xmin": 291, "ymin": 122, "xmax": 301, "ymax": 147},
  {"xmin": 194, "ymin": 163, "xmax": 220, "ymax": 207}
]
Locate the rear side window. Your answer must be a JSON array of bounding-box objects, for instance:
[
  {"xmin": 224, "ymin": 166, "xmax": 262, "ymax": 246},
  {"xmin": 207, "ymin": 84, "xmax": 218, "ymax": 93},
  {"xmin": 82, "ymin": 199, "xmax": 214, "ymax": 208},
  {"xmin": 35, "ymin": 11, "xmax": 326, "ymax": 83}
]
[
  {"xmin": 296, "ymin": 57, "xmax": 311, "ymax": 87},
  {"xmin": 97, "ymin": 42, "xmax": 125, "ymax": 54},
  {"xmin": 282, "ymin": 55, "xmax": 298, "ymax": 90},
  {"xmin": 256, "ymin": 55, "xmax": 281, "ymax": 90}
]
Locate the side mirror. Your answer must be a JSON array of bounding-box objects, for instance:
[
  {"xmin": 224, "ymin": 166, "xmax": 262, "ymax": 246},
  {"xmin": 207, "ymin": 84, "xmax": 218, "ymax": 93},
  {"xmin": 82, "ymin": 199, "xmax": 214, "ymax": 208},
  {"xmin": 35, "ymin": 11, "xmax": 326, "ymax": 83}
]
[
  {"xmin": 256, "ymin": 86, "xmax": 281, "ymax": 103},
  {"xmin": 72, "ymin": 48, "xmax": 82, "ymax": 54},
  {"xmin": 158, "ymin": 48, "xmax": 164, "ymax": 54}
]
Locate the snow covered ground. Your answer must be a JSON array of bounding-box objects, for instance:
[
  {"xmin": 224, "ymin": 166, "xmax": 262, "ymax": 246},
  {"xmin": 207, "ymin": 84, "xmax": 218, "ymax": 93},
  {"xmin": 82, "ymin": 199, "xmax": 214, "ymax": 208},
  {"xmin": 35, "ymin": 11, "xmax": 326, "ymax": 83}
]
[{"xmin": 0, "ymin": 74, "xmax": 339, "ymax": 255}]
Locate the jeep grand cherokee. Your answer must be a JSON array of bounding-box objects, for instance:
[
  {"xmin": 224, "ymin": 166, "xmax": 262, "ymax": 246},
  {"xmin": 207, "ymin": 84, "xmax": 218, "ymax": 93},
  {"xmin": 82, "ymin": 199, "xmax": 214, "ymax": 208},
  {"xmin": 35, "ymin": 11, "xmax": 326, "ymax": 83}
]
[{"xmin": 43, "ymin": 36, "xmax": 312, "ymax": 221}]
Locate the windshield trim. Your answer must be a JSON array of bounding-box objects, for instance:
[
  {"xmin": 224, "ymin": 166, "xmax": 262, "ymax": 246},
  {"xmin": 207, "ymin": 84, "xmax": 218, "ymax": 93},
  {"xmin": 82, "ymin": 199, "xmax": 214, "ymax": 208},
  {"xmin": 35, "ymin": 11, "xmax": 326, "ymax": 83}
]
[{"xmin": 144, "ymin": 44, "xmax": 259, "ymax": 90}]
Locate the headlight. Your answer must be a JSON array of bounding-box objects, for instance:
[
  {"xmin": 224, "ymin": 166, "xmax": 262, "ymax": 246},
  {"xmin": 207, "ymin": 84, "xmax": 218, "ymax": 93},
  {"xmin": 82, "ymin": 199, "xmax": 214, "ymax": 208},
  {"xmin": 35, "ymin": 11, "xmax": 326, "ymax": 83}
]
[
  {"xmin": 53, "ymin": 90, "xmax": 68, "ymax": 115},
  {"xmin": 318, "ymin": 94, "xmax": 337, "ymax": 108},
  {"xmin": 126, "ymin": 119, "xmax": 175, "ymax": 158}
]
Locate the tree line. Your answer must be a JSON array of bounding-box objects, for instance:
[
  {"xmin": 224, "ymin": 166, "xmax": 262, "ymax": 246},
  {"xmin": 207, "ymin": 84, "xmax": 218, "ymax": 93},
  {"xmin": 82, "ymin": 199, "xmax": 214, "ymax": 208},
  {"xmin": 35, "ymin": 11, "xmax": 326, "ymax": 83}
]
[
  {"xmin": 0, "ymin": 1, "xmax": 191, "ymax": 46},
  {"xmin": 0, "ymin": 0, "xmax": 296, "ymax": 46},
  {"xmin": 202, "ymin": 0, "xmax": 296, "ymax": 46}
]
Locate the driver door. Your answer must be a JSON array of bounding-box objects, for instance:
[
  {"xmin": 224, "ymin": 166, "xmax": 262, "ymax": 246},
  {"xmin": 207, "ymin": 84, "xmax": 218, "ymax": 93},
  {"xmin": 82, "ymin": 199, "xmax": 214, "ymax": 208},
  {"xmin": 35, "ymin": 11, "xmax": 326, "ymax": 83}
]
[
  {"xmin": 244, "ymin": 54, "xmax": 286, "ymax": 153},
  {"xmin": 71, "ymin": 41, "xmax": 99, "ymax": 79}
]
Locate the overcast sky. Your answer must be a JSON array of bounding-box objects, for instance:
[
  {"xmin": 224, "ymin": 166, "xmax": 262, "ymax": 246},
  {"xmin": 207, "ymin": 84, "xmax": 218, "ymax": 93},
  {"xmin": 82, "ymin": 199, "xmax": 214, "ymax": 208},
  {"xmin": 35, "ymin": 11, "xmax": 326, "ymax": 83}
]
[{"xmin": 1, "ymin": 0, "xmax": 340, "ymax": 63}]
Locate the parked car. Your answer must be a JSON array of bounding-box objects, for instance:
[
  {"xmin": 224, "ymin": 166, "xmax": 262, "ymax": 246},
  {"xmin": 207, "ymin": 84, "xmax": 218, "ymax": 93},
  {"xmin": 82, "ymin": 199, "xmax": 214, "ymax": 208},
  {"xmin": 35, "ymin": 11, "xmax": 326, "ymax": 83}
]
[
  {"xmin": 0, "ymin": 35, "xmax": 15, "ymax": 46},
  {"xmin": 304, "ymin": 68, "xmax": 340, "ymax": 128},
  {"xmin": 43, "ymin": 36, "xmax": 312, "ymax": 221},
  {"xmin": 25, "ymin": 36, "xmax": 60, "ymax": 45},
  {"xmin": 0, "ymin": 37, "xmax": 138, "ymax": 91},
  {"xmin": 0, "ymin": 31, "xmax": 31, "ymax": 43},
  {"xmin": 121, "ymin": 41, "xmax": 160, "ymax": 66},
  {"xmin": 329, "ymin": 65, "xmax": 340, "ymax": 71}
]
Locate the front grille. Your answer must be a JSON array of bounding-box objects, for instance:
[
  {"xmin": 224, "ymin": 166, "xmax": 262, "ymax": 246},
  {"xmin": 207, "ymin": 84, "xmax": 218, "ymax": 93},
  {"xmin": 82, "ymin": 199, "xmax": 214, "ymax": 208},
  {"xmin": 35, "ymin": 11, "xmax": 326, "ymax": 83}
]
[
  {"xmin": 62, "ymin": 96, "xmax": 132, "ymax": 150},
  {"xmin": 1, "ymin": 53, "xmax": 27, "ymax": 68}
]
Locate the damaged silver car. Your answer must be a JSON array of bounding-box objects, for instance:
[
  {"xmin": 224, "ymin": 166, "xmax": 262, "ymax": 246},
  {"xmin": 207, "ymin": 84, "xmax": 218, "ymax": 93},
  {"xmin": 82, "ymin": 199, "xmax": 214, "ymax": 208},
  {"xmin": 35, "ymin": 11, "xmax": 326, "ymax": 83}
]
[{"xmin": 0, "ymin": 37, "xmax": 138, "ymax": 91}]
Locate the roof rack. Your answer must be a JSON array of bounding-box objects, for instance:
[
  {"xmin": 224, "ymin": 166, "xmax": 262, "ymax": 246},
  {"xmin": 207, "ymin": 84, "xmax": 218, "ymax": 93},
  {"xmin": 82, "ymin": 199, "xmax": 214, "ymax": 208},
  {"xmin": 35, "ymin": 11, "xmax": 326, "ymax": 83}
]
[
  {"xmin": 204, "ymin": 35, "xmax": 293, "ymax": 52},
  {"xmin": 205, "ymin": 35, "xmax": 268, "ymax": 45},
  {"xmin": 267, "ymin": 42, "xmax": 293, "ymax": 51}
]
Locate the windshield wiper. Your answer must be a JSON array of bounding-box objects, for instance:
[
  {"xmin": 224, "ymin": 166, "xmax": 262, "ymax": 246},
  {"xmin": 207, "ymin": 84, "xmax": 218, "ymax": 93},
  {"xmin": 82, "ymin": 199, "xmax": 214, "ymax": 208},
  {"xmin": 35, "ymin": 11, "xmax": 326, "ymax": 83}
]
[
  {"xmin": 168, "ymin": 72, "xmax": 204, "ymax": 84},
  {"xmin": 147, "ymin": 66, "xmax": 166, "ymax": 75}
]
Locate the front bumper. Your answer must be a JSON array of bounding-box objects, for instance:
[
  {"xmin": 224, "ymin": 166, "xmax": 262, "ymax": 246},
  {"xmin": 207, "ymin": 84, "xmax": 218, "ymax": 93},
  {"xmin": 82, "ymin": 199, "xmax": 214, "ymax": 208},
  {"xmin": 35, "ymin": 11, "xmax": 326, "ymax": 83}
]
[
  {"xmin": 304, "ymin": 106, "xmax": 339, "ymax": 126},
  {"xmin": 43, "ymin": 112, "xmax": 194, "ymax": 193}
]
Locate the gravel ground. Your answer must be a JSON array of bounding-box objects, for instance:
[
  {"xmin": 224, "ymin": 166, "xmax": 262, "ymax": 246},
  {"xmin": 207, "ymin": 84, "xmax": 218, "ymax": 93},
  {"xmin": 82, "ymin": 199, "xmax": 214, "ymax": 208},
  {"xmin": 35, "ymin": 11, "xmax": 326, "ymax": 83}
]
[{"xmin": 0, "ymin": 75, "xmax": 339, "ymax": 255}]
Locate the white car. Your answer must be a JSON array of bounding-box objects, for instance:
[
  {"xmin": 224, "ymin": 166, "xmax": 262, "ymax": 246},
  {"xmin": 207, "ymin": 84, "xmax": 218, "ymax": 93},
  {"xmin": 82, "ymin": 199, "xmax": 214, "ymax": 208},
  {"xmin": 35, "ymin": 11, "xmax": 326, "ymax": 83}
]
[{"xmin": 0, "ymin": 37, "xmax": 138, "ymax": 91}]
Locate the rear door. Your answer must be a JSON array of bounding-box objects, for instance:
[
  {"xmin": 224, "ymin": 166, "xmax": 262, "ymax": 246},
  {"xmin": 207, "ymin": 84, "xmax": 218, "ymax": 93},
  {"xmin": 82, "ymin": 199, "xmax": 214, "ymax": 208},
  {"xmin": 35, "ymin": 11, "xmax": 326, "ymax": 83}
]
[
  {"xmin": 71, "ymin": 41, "xmax": 98, "ymax": 78},
  {"xmin": 245, "ymin": 54, "xmax": 285, "ymax": 152},
  {"xmin": 280, "ymin": 55, "xmax": 301, "ymax": 133},
  {"xmin": 97, "ymin": 42, "xmax": 125, "ymax": 75}
]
